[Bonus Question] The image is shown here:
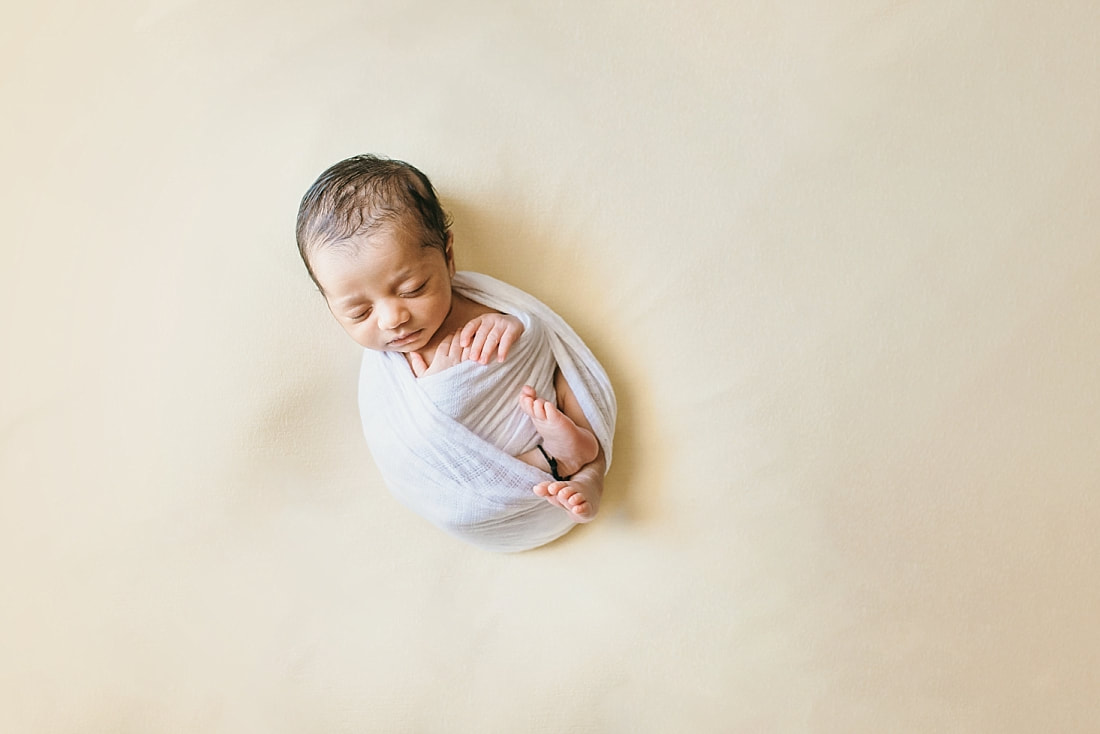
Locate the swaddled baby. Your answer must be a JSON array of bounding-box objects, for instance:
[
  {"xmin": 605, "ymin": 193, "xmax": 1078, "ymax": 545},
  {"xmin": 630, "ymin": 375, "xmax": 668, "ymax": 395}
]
[{"xmin": 295, "ymin": 154, "xmax": 615, "ymax": 551}]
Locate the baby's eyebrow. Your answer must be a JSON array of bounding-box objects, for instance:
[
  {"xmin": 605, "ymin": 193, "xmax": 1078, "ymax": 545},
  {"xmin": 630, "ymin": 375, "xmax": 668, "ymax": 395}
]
[{"xmin": 336, "ymin": 294, "xmax": 368, "ymax": 309}]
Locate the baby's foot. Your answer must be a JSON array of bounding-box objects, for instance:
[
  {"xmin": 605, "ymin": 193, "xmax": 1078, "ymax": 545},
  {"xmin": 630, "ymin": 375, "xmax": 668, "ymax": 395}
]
[
  {"xmin": 533, "ymin": 471, "xmax": 601, "ymax": 523},
  {"xmin": 519, "ymin": 385, "xmax": 599, "ymax": 477}
]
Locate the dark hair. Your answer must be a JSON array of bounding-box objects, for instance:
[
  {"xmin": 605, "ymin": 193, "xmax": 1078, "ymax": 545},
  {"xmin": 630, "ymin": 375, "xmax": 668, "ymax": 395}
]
[{"xmin": 295, "ymin": 154, "xmax": 452, "ymax": 289}]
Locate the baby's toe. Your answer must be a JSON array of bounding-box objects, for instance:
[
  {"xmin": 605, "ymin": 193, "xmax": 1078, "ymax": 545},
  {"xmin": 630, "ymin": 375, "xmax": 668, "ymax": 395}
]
[
  {"xmin": 556, "ymin": 485, "xmax": 579, "ymax": 503},
  {"xmin": 534, "ymin": 482, "xmax": 564, "ymax": 509},
  {"xmin": 532, "ymin": 399, "xmax": 550, "ymax": 421},
  {"xmin": 543, "ymin": 481, "xmax": 567, "ymax": 496},
  {"xmin": 543, "ymin": 401, "xmax": 563, "ymax": 421}
]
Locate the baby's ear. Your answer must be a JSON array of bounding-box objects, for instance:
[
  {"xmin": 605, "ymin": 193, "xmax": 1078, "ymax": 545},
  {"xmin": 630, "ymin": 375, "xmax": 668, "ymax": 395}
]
[{"xmin": 444, "ymin": 231, "xmax": 456, "ymax": 275}]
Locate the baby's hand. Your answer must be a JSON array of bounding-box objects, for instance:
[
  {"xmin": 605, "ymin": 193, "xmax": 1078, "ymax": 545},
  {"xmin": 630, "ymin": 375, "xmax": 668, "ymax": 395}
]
[
  {"xmin": 408, "ymin": 333, "xmax": 468, "ymax": 378},
  {"xmin": 459, "ymin": 313, "xmax": 524, "ymax": 364}
]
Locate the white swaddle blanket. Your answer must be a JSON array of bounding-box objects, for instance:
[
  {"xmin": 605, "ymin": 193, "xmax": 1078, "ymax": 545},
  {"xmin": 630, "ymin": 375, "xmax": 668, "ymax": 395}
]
[{"xmin": 358, "ymin": 271, "xmax": 616, "ymax": 552}]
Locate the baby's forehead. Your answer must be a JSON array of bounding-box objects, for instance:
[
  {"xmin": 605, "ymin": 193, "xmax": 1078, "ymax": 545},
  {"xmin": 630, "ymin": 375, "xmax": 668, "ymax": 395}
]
[
  {"xmin": 332, "ymin": 219, "xmax": 430, "ymax": 259},
  {"xmin": 306, "ymin": 202, "xmax": 441, "ymax": 273},
  {"xmin": 313, "ymin": 233, "xmax": 433, "ymax": 290},
  {"xmin": 358, "ymin": 213, "xmax": 434, "ymax": 249}
]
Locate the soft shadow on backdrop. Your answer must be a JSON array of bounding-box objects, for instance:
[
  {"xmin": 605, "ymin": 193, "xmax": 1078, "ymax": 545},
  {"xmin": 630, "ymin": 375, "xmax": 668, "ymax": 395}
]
[{"xmin": 2, "ymin": 1, "xmax": 1098, "ymax": 731}]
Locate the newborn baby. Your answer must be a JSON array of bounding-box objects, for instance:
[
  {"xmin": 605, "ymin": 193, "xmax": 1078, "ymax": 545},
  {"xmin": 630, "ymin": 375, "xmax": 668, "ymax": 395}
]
[{"xmin": 295, "ymin": 154, "xmax": 615, "ymax": 550}]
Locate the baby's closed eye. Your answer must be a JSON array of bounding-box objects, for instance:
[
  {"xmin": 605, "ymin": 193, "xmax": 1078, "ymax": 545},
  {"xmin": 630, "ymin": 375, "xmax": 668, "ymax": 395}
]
[
  {"xmin": 349, "ymin": 307, "xmax": 372, "ymax": 321},
  {"xmin": 401, "ymin": 281, "xmax": 427, "ymax": 297}
]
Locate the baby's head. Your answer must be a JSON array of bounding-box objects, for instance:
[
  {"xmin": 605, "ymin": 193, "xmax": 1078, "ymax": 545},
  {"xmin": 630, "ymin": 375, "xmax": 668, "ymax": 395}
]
[
  {"xmin": 296, "ymin": 155, "xmax": 459, "ymax": 353},
  {"xmin": 296, "ymin": 154, "xmax": 452, "ymax": 290}
]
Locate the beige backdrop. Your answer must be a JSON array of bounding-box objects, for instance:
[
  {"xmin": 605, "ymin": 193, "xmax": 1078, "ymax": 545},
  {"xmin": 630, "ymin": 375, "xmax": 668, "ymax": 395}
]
[{"xmin": 2, "ymin": 1, "xmax": 1098, "ymax": 731}]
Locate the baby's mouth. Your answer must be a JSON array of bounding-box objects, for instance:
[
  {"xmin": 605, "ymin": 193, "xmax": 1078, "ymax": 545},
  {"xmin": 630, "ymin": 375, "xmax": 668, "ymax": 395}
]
[{"xmin": 389, "ymin": 330, "xmax": 422, "ymax": 347}]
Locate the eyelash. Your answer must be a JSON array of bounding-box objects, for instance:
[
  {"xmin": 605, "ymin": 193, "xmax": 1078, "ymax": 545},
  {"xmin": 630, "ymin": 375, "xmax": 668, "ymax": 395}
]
[
  {"xmin": 349, "ymin": 281, "xmax": 426, "ymax": 321},
  {"xmin": 402, "ymin": 281, "xmax": 427, "ymax": 297}
]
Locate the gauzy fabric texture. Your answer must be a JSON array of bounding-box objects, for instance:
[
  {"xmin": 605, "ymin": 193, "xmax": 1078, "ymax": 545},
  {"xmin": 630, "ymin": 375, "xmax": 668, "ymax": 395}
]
[
  {"xmin": 358, "ymin": 272, "xmax": 616, "ymax": 552},
  {"xmin": 416, "ymin": 308, "xmax": 556, "ymax": 458}
]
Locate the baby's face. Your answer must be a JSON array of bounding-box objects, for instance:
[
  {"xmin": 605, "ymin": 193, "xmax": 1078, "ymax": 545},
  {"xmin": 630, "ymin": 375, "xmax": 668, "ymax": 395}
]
[{"xmin": 311, "ymin": 221, "xmax": 455, "ymax": 355}]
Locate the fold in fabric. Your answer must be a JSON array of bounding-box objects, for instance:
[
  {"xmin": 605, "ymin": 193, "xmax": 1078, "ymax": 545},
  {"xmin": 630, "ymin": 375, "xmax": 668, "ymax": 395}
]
[{"xmin": 358, "ymin": 271, "xmax": 616, "ymax": 552}]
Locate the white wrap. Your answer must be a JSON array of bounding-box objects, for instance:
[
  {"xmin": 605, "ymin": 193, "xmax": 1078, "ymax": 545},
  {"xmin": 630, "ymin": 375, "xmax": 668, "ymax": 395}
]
[{"xmin": 358, "ymin": 272, "xmax": 616, "ymax": 552}]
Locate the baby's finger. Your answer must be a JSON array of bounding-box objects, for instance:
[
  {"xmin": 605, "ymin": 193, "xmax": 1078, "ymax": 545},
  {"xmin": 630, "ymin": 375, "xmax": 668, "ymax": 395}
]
[
  {"xmin": 448, "ymin": 333, "xmax": 465, "ymax": 359},
  {"xmin": 408, "ymin": 351, "xmax": 427, "ymax": 377},
  {"xmin": 459, "ymin": 318, "xmax": 481, "ymax": 348},
  {"xmin": 468, "ymin": 325, "xmax": 490, "ymax": 362},
  {"xmin": 477, "ymin": 328, "xmax": 502, "ymax": 364},
  {"xmin": 496, "ymin": 327, "xmax": 518, "ymax": 362}
]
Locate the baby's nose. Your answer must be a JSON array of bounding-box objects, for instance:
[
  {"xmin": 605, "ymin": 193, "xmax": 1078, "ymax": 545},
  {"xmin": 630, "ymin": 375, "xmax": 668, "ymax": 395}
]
[{"xmin": 378, "ymin": 302, "xmax": 410, "ymax": 330}]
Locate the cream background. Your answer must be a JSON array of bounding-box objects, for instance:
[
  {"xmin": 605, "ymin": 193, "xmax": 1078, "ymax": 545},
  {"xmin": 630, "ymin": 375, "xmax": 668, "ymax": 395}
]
[{"xmin": 2, "ymin": 1, "xmax": 1098, "ymax": 731}]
